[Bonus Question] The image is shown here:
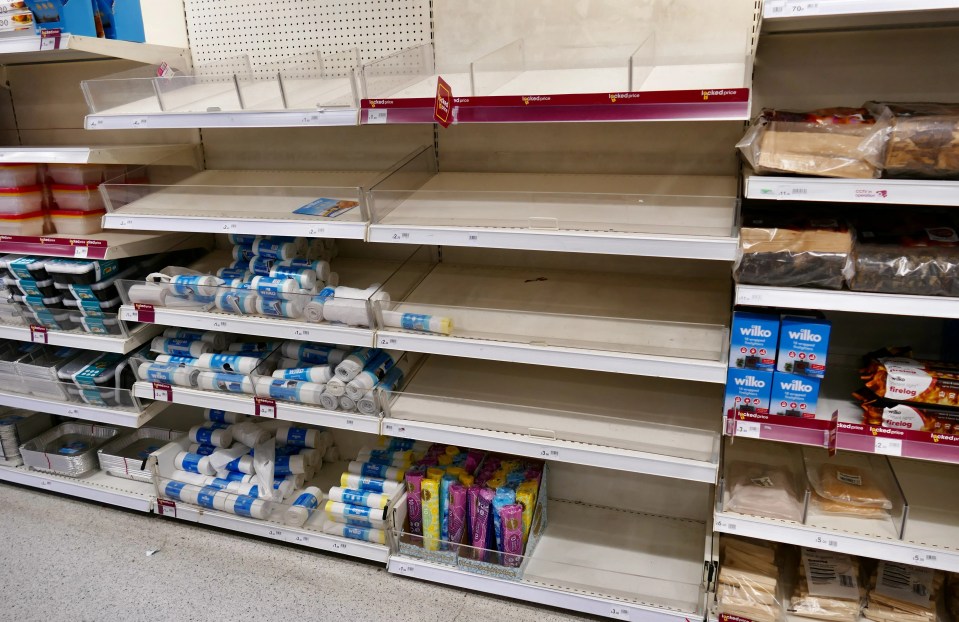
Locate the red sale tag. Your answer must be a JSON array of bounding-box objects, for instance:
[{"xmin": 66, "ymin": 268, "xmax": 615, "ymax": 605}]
[
  {"xmin": 152, "ymin": 382, "xmax": 172, "ymax": 402},
  {"xmin": 433, "ymin": 76, "xmax": 453, "ymax": 127},
  {"xmin": 254, "ymin": 397, "xmax": 277, "ymax": 418},
  {"xmin": 134, "ymin": 303, "xmax": 155, "ymax": 323},
  {"xmin": 29, "ymin": 325, "xmax": 48, "ymax": 344},
  {"xmin": 157, "ymin": 498, "xmax": 176, "ymax": 517}
]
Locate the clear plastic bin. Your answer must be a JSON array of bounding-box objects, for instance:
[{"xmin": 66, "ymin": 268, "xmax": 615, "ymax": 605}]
[
  {"xmin": 0, "ymin": 164, "xmax": 38, "ymax": 187},
  {"xmin": 51, "ymin": 184, "xmax": 106, "ymax": 212},
  {"xmin": 50, "ymin": 208, "xmax": 105, "ymax": 234},
  {"xmin": 0, "ymin": 210, "xmax": 45, "ymax": 236},
  {"xmin": 46, "ymin": 164, "xmax": 105, "ymax": 186},
  {"xmin": 0, "ymin": 186, "xmax": 43, "ymax": 215}
]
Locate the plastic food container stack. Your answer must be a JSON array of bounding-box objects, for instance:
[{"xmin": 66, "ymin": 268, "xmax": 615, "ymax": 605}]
[
  {"xmin": 0, "ymin": 164, "xmax": 39, "ymax": 187},
  {"xmin": 20, "ymin": 422, "xmax": 119, "ymax": 477},
  {"xmin": 15, "ymin": 346, "xmax": 83, "ymax": 400},
  {"xmin": 56, "ymin": 351, "xmax": 138, "ymax": 407},
  {"xmin": 46, "ymin": 164, "xmax": 105, "ymax": 186}
]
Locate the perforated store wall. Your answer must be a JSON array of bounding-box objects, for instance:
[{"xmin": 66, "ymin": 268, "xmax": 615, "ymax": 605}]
[{"xmin": 184, "ymin": 0, "xmax": 433, "ymax": 76}]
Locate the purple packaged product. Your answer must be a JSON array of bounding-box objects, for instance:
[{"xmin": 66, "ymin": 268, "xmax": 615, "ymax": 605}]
[
  {"xmin": 448, "ymin": 483, "xmax": 467, "ymax": 546},
  {"xmin": 467, "ymin": 485, "xmax": 480, "ymax": 543},
  {"xmin": 491, "ymin": 487, "xmax": 516, "ymax": 558},
  {"xmin": 464, "ymin": 449, "xmax": 483, "ymax": 474},
  {"xmin": 470, "ymin": 487, "xmax": 495, "ymax": 560},
  {"xmin": 406, "ymin": 471, "xmax": 424, "ymax": 536},
  {"xmin": 499, "ymin": 504, "xmax": 525, "ymax": 567}
]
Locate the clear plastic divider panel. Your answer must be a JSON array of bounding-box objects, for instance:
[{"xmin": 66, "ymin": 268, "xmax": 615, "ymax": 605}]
[
  {"xmin": 81, "ymin": 65, "xmax": 165, "ymax": 116},
  {"xmin": 154, "ymin": 56, "xmax": 252, "ymax": 113},
  {"xmin": 278, "ymin": 49, "xmax": 360, "ymax": 110}
]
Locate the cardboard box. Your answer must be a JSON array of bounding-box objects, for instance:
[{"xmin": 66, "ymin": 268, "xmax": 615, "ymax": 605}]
[
  {"xmin": 724, "ymin": 368, "xmax": 773, "ymax": 416},
  {"xmin": 730, "ymin": 311, "xmax": 779, "ymax": 372},
  {"xmin": 770, "ymin": 372, "xmax": 821, "ymax": 418},
  {"xmin": 777, "ymin": 316, "xmax": 831, "ymax": 378}
]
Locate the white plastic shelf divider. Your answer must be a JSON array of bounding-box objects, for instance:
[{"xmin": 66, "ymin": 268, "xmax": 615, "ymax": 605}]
[
  {"xmin": 86, "ymin": 109, "xmax": 358, "ymax": 130},
  {"xmin": 763, "ymin": 0, "xmax": 959, "ymax": 31},
  {"xmin": 736, "ymin": 284, "xmax": 959, "ymax": 320},
  {"xmin": 0, "ymin": 464, "xmax": 153, "ymax": 512},
  {"xmin": 0, "ymin": 389, "xmax": 166, "ymax": 427},
  {"xmin": 0, "ymin": 322, "xmax": 161, "ymax": 354},
  {"xmin": 159, "ymin": 501, "xmax": 388, "ymax": 562},
  {"xmin": 118, "ymin": 305, "xmax": 375, "ymax": 348},
  {"xmin": 0, "ymin": 33, "xmax": 190, "ymax": 66},
  {"xmin": 713, "ymin": 511, "xmax": 956, "ymax": 573},
  {"xmin": 388, "ymin": 557, "xmax": 694, "ymax": 621},
  {"xmin": 132, "ymin": 382, "xmax": 381, "ymax": 435},
  {"xmin": 0, "ymin": 144, "xmax": 197, "ymax": 165},
  {"xmin": 382, "ymin": 418, "xmax": 718, "ymax": 483},
  {"xmin": 377, "ymin": 331, "xmax": 728, "ymax": 383},
  {"xmin": 0, "ymin": 231, "xmax": 210, "ymax": 260},
  {"xmin": 744, "ymin": 174, "xmax": 959, "ymax": 206}
]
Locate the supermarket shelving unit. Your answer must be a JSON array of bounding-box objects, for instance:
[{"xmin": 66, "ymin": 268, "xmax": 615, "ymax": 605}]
[{"xmin": 5, "ymin": 0, "xmax": 959, "ymax": 620}]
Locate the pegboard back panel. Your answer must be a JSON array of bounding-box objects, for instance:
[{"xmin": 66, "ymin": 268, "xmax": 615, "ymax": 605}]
[{"xmin": 184, "ymin": 0, "xmax": 432, "ymax": 76}]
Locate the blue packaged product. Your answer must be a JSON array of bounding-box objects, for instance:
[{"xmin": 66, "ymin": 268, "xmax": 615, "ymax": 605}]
[
  {"xmin": 723, "ymin": 368, "xmax": 773, "ymax": 416},
  {"xmin": 729, "ymin": 311, "xmax": 779, "ymax": 372},
  {"xmin": 769, "ymin": 372, "xmax": 821, "ymax": 418},
  {"xmin": 777, "ymin": 316, "xmax": 831, "ymax": 378}
]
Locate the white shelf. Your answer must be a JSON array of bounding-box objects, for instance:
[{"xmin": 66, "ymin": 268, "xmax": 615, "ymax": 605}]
[
  {"xmin": 713, "ymin": 510, "xmax": 958, "ymax": 573},
  {"xmin": 763, "ymin": 0, "xmax": 959, "ymax": 31},
  {"xmin": 0, "ymin": 463, "xmax": 153, "ymax": 512},
  {"xmin": 0, "ymin": 322, "xmax": 161, "ymax": 354},
  {"xmin": 391, "ymin": 500, "xmax": 709, "ymax": 621},
  {"xmin": 119, "ymin": 305, "xmax": 375, "ymax": 348},
  {"xmin": 378, "ymin": 261, "xmax": 730, "ymax": 383},
  {"xmin": 0, "ymin": 231, "xmax": 211, "ymax": 260},
  {"xmin": 736, "ymin": 284, "xmax": 959, "ymax": 319},
  {"xmin": 0, "ymin": 144, "xmax": 197, "ymax": 165},
  {"xmin": 102, "ymin": 169, "xmax": 372, "ymax": 239},
  {"xmin": 744, "ymin": 174, "xmax": 959, "ymax": 206},
  {"xmin": 87, "ymin": 109, "xmax": 358, "ymax": 130},
  {"xmin": 132, "ymin": 382, "xmax": 381, "ymax": 435},
  {"xmin": 0, "ymin": 389, "xmax": 166, "ymax": 427},
  {"xmin": 368, "ymin": 172, "xmax": 739, "ymax": 260},
  {"xmin": 0, "ymin": 33, "xmax": 190, "ymax": 66},
  {"xmin": 384, "ymin": 357, "xmax": 720, "ymax": 483}
]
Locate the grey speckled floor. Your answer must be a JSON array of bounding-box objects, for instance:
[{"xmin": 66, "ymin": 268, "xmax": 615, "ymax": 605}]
[{"xmin": 0, "ymin": 482, "xmax": 597, "ymax": 622}]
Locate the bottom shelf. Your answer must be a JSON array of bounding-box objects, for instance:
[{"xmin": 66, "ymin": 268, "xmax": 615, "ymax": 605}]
[
  {"xmin": 0, "ymin": 463, "xmax": 154, "ymax": 511},
  {"xmin": 392, "ymin": 499, "xmax": 709, "ymax": 621}
]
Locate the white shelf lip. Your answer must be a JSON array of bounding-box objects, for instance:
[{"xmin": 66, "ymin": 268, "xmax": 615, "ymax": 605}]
[
  {"xmin": 85, "ymin": 108, "xmax": 358, "ymax": 130},
  {"xmin": 381, "ymin": 417, "xmax": 718, "ymax": 483},
  {"xmin": 132, "ymin": 382, "xmax": 382, "ymax": 435},
  {"xmin": 0, "ymin": 322, "xmax": 161, "ymax": 354},
  {"xmin": 388, "ymin": 556, "xmax": 694, "ymax": 621},
  {"xmin": 119, "ymin": 305, "xmax": 375, "ymax": 348},
  {"xmin": 103, "ymin": 213, "xmax": 367, "ymax": 240},
  {"xmin": 763, "ymin": 0, "xmax": 959, "ymax": 22},
  {"xmin": 0, "ymin": 464, "xmax": 153, "ymax": 512},
  {"xmin": 736, "ymin": 284, "xmax": 959, "ymax": 320},
  {"xmin": 0, "ymin": 389, "xmax": 166, "ymax": 427},
  {"xmin": 744, "ymin": 174, "xmax": 959, "ymax": 206},
  {"xmin": 0, "ymin": 144, "xmax": 196, "ymax": 165},
  {"xmin": 367, "ymin": 224, "xmax": 739, "ymax": 261},
  {"xmin": 163, "ymin": 502, "xmax": 388, "ymax": 563},
  {"xmin": 714, "ymin": 511, "xmax": 958, "ymax": 573},
  {"xmin": 376, "ymin": 331, "xmax": 728, "ymax": 384},
  {"xmin": 0, "ymin": 33, "xmax": 190, "ymax": 66}
]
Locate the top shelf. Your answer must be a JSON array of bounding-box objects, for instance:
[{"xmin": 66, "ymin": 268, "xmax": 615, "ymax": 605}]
[
  {"xmin": 763, "ymin": 0, "xmax": 959, "ymax": 32},
  {"xmin": 0, "ymin": 144, "xmax": 198, "ymax": 165},
  {"xmin": 0, "ymin": 33, "xmax": 190, "ymax": 67}
]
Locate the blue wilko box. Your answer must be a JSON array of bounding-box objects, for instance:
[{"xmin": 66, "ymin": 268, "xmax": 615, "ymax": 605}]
[
  {"xmin": 730, "ymin": 311, "xmax": 779, "ymax": 371},
  {"xmin": 724, "ymin": 368, "xmax": 773, "ymax": 416},
  {"xmin": 777, "ymin": 316, "xmax": 831, "ymax": 378},
  {"xmin": 769, "ymin": 372, "xmax": 821, "ymax": 418}
]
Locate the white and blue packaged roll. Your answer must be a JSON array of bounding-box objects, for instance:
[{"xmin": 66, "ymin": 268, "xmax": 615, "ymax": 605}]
[
  {"xmin": 324, "ymin": 500, "xmax": 387, "ymax": 528},
  {"xmin": 321, "ymin": 522, "xmax": 386, "ymax": 545},
  {"xmin": 188, "ymin": 443, "xmax": 217, "ymax": 456},
  {"xmin": 344, "ymin": 351, "xmax": 400, "ymax": 400},
  {"xmin": 283, "ymin": 485, "xmax": 321, "ymax": 527},
  {"xmin": 248, "ymin": 256, "xmax": 276, "ymax": 277},
  {"xmin": 216, "ymin": 266, "xmax": 250, "ymax": 280},
  {"xmin": 347, "ymin": 460, "xmax": 403, "ymax": 481},
  {"xmin": 340, "ymin": 473, "xmax": 403, "ymax": 496},
  {"xmin": 302, "ymin": 285, "xmax": 336, "ymax": 323},
  {"xmin": 335, "ymin": 348, "xmax": 380, "ymax": 382},
  {"xmin": 348, "ymin": 362, "xmax": 404, "ymax": 401},
  {"xmin": 274, "ymin": 454, "xmax": 306, "ymax": 476},
  {"xmin": 228, "ymin": 234, "xmax": 256, "ymax": 246},
  {"xmin": 280, "ymin": 259, "xmax": 330, "ymax": 282},
  {"xmin": 196, "ymin": 353, "xmax": 263, "ymax": 375},
  {"xmin": 224, "ymin": 454, "xmax": 254, "ymax": 474},
  {"xmin": 269, "ymin": 264, "xmax": 316, "ymax": 290},
  {"xmin": 252, "ymin": 239, "xmax": 298, "ymax": 261},
  {"xmin": 161, "ymin": 328, "xmax": 229, "ymax": 349},
  {"xmin": 196, "ymin": 486, "xmax": 230, "ymax": 511},
  {"xmin": 228, "ymin": 341, "xmax": 280, "ymax": 354},
  {"xmin": 189, "ymin": 424, "xmax": 233, "ymax": 448},
  {"xmin": 163, "ymin": 480, "xmax": 202, "ymax": 504},
  {"xmin": 215, "ymin": 290, "xmax": 258, "ymax": 315},
  {"xmin": 357, "ymin": 390, "xmax": 377, "ymax": 416},
  {"xmin": 226, "ymin": 493, "xmax": 272, "ymax": 519},
  {"xmin": 196, "ymin": 371, "xmax": 254, "ymax": 395},
  {"xmin": 232, "ymin": 245, "xmax": 255, "ymax": 262},
  {"xmin": 328, "ymin": 486, "xmax": 389, "ymax": 509},
  {"xmin": 255, "ymin": 297, "xmax": 304, "ymax": 319},
  {"xmin": 318, "ymin": 390, "xmax": 339, "ymax": 411},
  {"xmin": 275, "ymin": 425, "xmax": 320, "ymax": 449},
  {"xmin": 324, "ymin": 376, "xmax": 346, "ymax": 397},
  {"xmin": 175, "ymin": 451, "xmax": 216, "ymax": 476},
  {"xmin": 338, "ymin": 395, "xmax": 356, "ymax": 411},
  {"xmin": 250, "ymin": 276, "xmax": 300, "ymax": 300},
  {"xmin": 204, "ymin": 409, "xmax": 246, "ymax": 424},
  {"xmin": 151, "ymin": 337, "xmax": 212, "ymax": 357},
  {"xmin": 321, "ymin": 297, "xmax": 373, "ymax": 327},
  {"xmin": 137, "ymin": 362, "xmax": 199, "ymax": 387},
  {"xmin": 272, "ymin": 365, "xmax": 333, "ymax": 384},
  {"xmin": 253, "ymin": 377, "xmax": 324, "ymax": 406},
  {"xmin": 170, "ymin": 274, "xmax": 223, "ymax": 301}
]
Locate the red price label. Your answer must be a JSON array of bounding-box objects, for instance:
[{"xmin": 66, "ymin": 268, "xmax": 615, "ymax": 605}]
[
  {"xmin": 134, "ymin": 303, "xmax": 155, "ymax": 323},
  {"xmin": 433, "ymin": 76, "xmax": 453, "ymax": 128},
  {"xmin": 157, "ymin": 498, "xmax": 176, "ymax": 517},
  {"xmin": 29, "ymin": 325, "xmax": 48, "ymax": 343},
  {"xmin": 254, "ymin": 397, "xmax": 277, "ymax": 418},
  {"xmin": 152, "ymin": 382, "xmax": 172, "ymax": 402}
]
